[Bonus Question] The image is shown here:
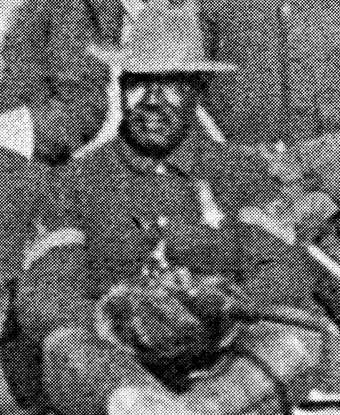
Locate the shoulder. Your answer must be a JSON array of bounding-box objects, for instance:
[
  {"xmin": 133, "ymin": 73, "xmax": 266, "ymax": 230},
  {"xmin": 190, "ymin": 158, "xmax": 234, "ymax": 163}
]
[{"xmin": 74, "ymin": 139, "xmax": 122, "ymax": 180}]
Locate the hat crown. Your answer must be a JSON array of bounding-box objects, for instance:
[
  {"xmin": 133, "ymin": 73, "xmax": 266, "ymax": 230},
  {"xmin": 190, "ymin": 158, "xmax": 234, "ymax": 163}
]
[
  {"xmin": 88, "ymin": 0, "xmax": 237, "ymax": 73},
  {"xmin": 125, "ymin": 0, "xmax": 209, "ymax": 72}
]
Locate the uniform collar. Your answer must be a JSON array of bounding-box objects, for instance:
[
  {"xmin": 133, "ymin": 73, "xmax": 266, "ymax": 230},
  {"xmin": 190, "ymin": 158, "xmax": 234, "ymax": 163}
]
[{"xmin": 116, "ymin": 132, "xmax": 198, "ymax": 177}]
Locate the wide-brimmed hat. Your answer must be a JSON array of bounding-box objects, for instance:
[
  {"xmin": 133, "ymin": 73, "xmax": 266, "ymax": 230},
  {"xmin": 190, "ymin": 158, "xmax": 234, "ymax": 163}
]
[{"xmin": 99, "ymin": 0, "xmax": 237, "ymax": 74}]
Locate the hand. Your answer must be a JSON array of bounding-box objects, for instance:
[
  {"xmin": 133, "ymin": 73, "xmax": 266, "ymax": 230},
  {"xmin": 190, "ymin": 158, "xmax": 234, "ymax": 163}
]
[
  {"xmin": 259, "ymin": 141, "xmax": 304, "ymax": 184},
  {"xmin": 259, "ymin": 142, "xmax": 338, "ymax": 240},
  {"xmin": 245, "ymin": 191, "xmax": 337, "ymax": 244},
  {"xmin": 95, "ymin": 280, "xmax": 208, "ymax": 360}
]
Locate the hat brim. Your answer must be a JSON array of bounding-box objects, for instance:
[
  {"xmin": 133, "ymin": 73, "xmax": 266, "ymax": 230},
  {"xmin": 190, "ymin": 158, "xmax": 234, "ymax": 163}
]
[
  {"xmin": 122, "ymin": 60, "xmax": 237, "ymax": 74},
  {"xmin": 87, "ymin": 45, "xmax": 237, "ymax": 74}
]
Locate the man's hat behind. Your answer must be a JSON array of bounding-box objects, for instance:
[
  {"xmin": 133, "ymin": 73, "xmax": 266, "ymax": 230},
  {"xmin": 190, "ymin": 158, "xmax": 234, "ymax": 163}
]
[{"xmin": 100, "ymin": 0, "xmax": 237, "ymax": 74}]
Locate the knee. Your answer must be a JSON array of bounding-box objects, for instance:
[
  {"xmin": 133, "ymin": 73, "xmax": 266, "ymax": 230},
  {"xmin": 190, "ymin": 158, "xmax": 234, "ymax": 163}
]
[
  {"xmin": 107, "ymin": 385, "xmax": 188, "ymax": 415},
  {"xmin": 43, "ymin": 326, "xmax": 86, "ymax": 355}
]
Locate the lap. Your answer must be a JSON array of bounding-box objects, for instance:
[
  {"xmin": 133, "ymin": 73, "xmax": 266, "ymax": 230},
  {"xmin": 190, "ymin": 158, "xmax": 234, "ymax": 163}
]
[{"xmin": 43, "ymin": 327, "xmax": 174, "ymax": 415}]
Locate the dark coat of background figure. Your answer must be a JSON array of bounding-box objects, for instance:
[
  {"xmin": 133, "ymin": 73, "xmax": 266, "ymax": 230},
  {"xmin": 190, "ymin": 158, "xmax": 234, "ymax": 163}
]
[
  {"xmin": 201, "ymin": 0, "xmax": 340, "ymax": 144},
  {"xmin": 0, "ymin": 0, "xmax": 124, "ymax": 164}
]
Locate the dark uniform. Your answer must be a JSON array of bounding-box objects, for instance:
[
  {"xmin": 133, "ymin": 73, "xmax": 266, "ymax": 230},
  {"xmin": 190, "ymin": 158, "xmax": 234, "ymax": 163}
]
[{"xmin": 10, "ymin": 127, "xmax": 339, "ymax": 414}]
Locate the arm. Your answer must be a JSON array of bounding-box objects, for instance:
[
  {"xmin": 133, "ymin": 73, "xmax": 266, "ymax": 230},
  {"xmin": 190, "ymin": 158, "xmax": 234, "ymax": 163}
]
[
  {"xmin": 178, "ymin": 148, "xmax": 333, "ymax": 414},
  {"xmin": 259, "ymin": 140, "xmax": 340, "ymax": 323},
  {"xmin": 183, "ymin": 313, "xmax": 327, "ymax": 414},
  {"xmin": 0, "ymin": 159, "xmax": 41, "ymax": 414}
]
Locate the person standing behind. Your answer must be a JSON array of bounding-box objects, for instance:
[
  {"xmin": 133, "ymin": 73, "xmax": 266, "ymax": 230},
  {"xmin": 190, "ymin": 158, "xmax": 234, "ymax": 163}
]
[{"xmin": 0, "ymin": 0, "xmax": 124, "ymax": 165}]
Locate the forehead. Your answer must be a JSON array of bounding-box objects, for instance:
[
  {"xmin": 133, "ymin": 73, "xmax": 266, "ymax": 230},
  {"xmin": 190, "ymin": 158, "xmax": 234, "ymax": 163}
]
[{"xmin": 120, "ymin": 71, "xmax": 204, "ymax": 88}]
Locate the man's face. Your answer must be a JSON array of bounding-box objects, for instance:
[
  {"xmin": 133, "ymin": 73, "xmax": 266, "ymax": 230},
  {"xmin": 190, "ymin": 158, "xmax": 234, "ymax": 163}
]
[{"xmin": 121, "ymin": 72, "xmax": 201, "ymax": 157}]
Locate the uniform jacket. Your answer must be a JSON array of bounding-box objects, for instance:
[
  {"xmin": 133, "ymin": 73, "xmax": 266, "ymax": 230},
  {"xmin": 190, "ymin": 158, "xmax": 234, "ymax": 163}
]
[
  {"xmin": 7, "ymin": 125, "xmax": 339, "ymax": 413},
  {"xmin": 38, "ymin": 130, "xmax": 317, "ymax": 308}
]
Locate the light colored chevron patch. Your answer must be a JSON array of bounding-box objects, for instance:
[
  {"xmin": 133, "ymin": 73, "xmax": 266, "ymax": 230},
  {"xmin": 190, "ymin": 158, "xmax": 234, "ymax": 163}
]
[{"xmin": 23, "ymin": 227, "xmax": 85, "ymax": 271}]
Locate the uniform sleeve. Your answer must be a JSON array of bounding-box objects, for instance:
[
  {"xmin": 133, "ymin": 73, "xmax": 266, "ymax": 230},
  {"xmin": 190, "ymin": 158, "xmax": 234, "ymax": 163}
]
[
  {"xmin": 16, "ymin": 160, "xmax": 92, "ymax": 341},
  {"xmin": 210, "ymin": 145, "xmax": 311, "ymax": 307},
  {"xmin": 184, "ymin": 314, "xmax": 329, "ymax": 414}
]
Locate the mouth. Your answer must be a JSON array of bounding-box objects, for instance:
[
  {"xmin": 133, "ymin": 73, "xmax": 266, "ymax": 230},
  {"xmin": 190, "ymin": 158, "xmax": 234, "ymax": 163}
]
[
  {"xmin": 143, "ymin": 118, "xmax": 167, "ymax": 132},
  {"xmin": 135, "ymin": 113, "xmax": 169, "ymax": 132}
]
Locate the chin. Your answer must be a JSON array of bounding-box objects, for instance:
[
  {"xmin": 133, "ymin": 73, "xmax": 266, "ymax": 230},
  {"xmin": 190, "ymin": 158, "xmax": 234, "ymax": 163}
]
[
  {"xmin": 134, "ymin": 130, "xmax": 178, "ymax": 150},
  {"xmin": 145, "ymin": 132, "xmax": 170, "ymax": 146}
]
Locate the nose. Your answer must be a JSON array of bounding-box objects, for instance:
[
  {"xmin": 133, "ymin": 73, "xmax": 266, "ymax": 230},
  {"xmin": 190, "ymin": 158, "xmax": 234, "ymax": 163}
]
[{"xmin": 142, "ymin": 82, "xmax": 163, "ymax": 107}]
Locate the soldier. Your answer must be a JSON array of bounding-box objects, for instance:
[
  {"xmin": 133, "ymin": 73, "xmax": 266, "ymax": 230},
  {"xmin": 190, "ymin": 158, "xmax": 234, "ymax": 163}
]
[{"xmin": 8, "ymin": 2, "xmax": 339, "ymax": 415}]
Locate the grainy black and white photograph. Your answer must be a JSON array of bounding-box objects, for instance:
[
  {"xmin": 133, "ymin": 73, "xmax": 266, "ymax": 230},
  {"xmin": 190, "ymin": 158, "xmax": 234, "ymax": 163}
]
[{"xmin": 0, "ymin": 0, "xmax": 338, "ymax": 414}]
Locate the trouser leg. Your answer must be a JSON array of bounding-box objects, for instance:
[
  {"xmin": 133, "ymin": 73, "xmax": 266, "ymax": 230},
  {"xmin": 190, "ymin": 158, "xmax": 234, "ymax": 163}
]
[
  {"xmin": 43, "ymin": 327, "xmax": 177, "ymax": 415},
  {"xmin": 1, "ymin": 334, "xmax": 48, "ymax": 413}
]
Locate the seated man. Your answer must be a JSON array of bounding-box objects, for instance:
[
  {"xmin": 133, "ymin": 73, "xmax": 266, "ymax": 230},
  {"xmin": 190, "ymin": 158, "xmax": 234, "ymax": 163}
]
[{"xmin": 10, "ymin": 2, "xmax": 340, "ymax": 414}]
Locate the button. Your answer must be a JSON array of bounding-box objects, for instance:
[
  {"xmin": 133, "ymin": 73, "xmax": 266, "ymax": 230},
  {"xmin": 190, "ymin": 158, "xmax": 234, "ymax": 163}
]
[
  {"xmin": 157, "ymin": 215, "xmax": 168, "ymax": 228},
  {"xmin": 155, "ymin": 164, "xmax": 167, "ymax": 175},
  {"xmin": 281, "ymin": 3, "xmax": 291, "ymax": 17}
]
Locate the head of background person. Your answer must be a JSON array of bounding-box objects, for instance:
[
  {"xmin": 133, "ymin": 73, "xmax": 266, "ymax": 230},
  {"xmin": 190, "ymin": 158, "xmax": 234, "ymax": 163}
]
[{"xmin": 89, "ymin": 0, "xmax": 236, "ymax": 160}]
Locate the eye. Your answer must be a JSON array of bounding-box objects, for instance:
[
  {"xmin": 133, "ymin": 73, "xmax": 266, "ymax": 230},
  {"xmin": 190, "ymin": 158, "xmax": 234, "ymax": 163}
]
[
  {"xmin": 126, "ymin": 85, "xmax": 145, "ymax": 109},
  {"xmin": 163, "ymin": 85, "xmax": 182, "ymax": 107}
]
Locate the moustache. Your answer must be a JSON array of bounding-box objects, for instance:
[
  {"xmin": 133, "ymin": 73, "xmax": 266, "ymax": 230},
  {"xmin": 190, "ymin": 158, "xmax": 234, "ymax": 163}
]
[{"xmin": 128, "ymin": 107, "xmax": 177, "ymax": 123}]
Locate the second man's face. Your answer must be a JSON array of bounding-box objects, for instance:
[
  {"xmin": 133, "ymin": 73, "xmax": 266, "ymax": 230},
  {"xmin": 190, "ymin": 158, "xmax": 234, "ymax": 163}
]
[{"xmin": 121, "ymin": 72, "xmax": 201, "ymax": 157}]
